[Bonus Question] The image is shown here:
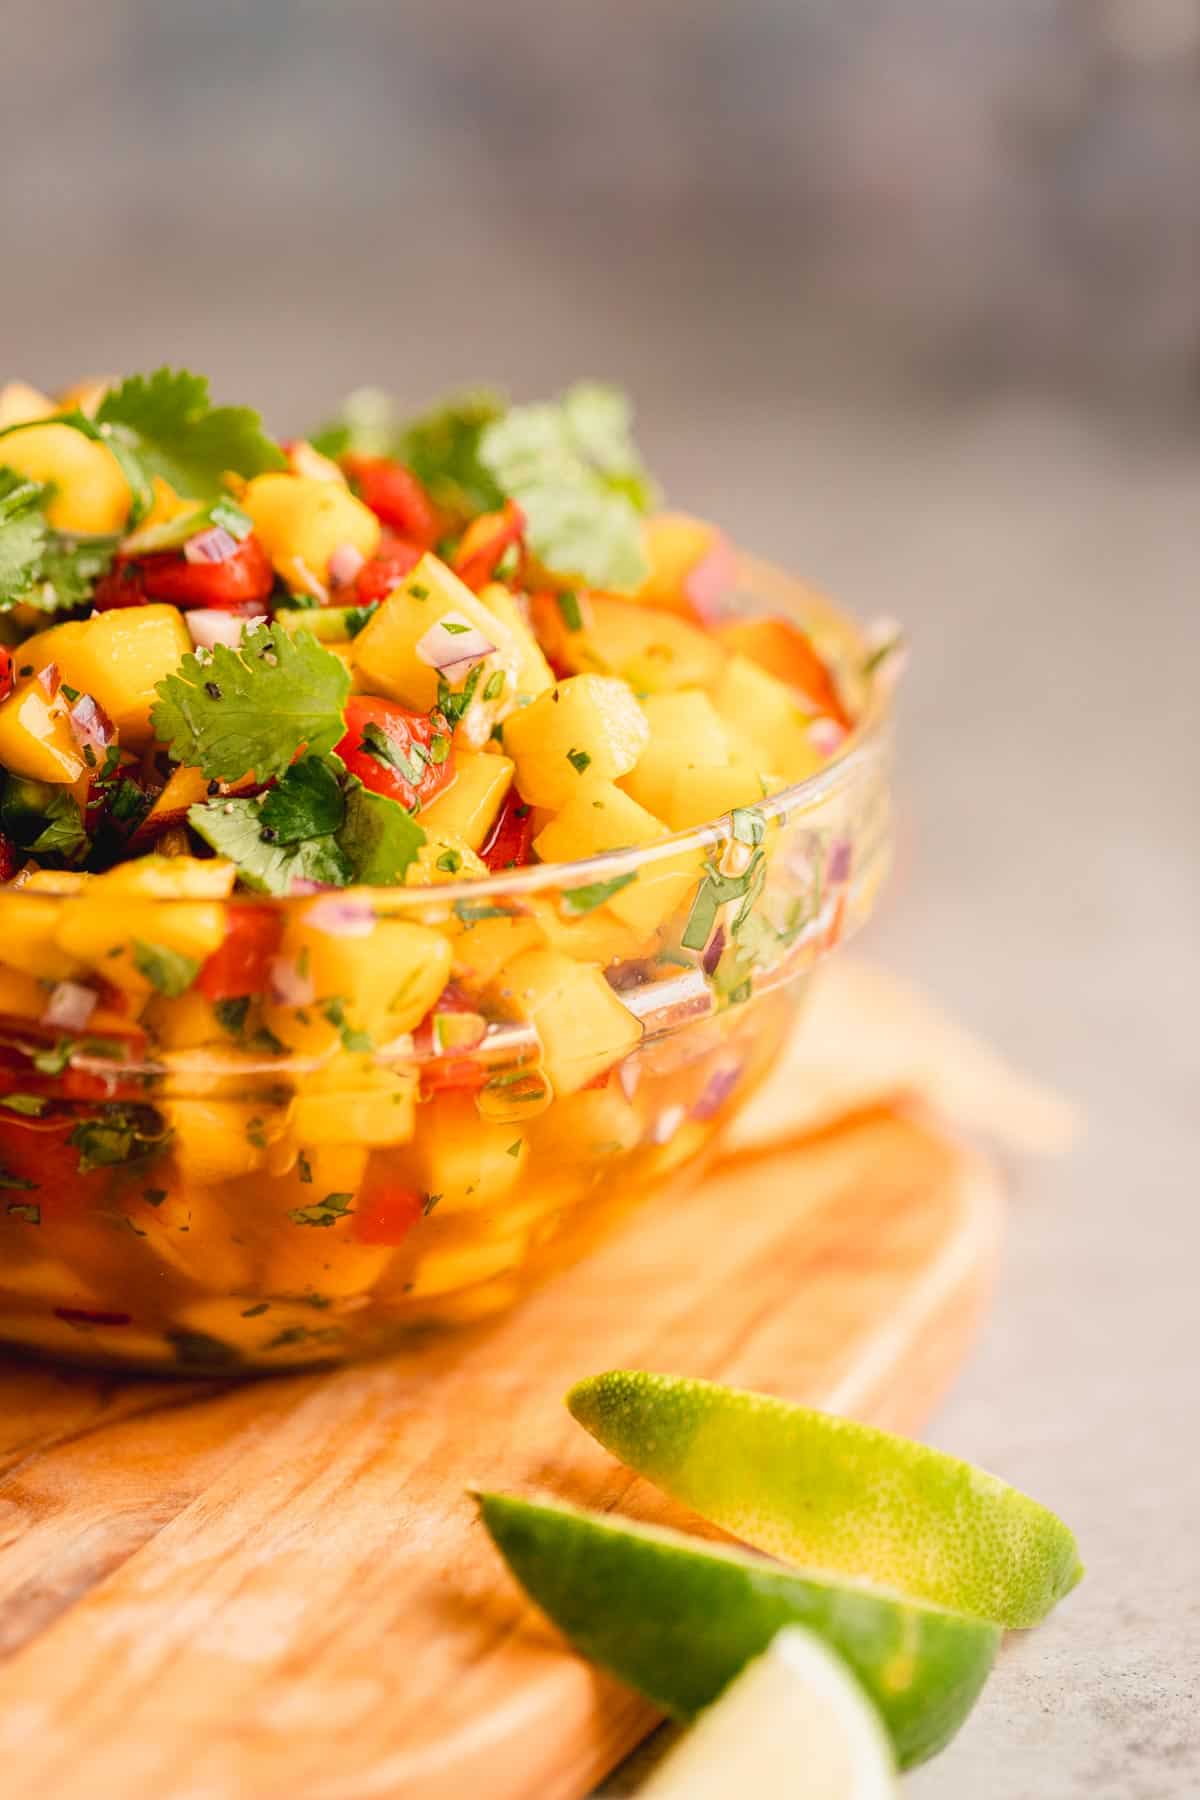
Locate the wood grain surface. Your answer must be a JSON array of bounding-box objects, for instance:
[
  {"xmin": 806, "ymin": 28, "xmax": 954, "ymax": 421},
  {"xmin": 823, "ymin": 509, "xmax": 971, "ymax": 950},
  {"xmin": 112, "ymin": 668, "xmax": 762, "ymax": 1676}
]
[{"xmin": 0, "ymin": 1110, "xmax": 1003, "ymax": 1800}]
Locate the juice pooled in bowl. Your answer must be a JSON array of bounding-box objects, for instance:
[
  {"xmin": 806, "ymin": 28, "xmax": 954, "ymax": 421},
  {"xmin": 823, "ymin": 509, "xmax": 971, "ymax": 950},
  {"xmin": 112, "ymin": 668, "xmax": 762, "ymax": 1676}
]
[{"xmin": 0, "ymin": 371, "xmax": 895, "ymax": 1370}]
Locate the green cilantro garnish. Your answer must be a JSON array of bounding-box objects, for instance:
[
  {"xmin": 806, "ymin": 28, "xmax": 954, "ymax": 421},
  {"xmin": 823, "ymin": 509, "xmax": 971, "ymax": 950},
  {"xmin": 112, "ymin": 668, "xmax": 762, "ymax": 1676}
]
[
  {"xmin": 428, "ymin": 733, "xmax": 450, "ymax": 765},
  {"xmin": 359, "ymin": 720, "xmax": 424, "ymax": 786},
  {"xmin": 132, "ymin": 940, "xmax": 201, "ymax": 998},
  {"xmin": 0, "ymin": 470, "xmax": 49, "ymax": 604},
  {"xmin": 213, "ymin": 996, "xmax": 249, "ymax": 1038},
  {"xmin": 32, "ymin": 1039, "xmax": 73, "ymax": 1076},
  {"xmin": 70, "ymin": 1104, "xmax": 171, "ymax": 1174},
  {"xmin": 436, "ymin": 848, "xmax": 463, "ymax": 873},
  {"xmin": 561, "ymin": 871, "xmax": 637, "ymax": 915},
  {"xmin": 0, "ymin": 1166, "xmax": 36, "ymax": 1190},
  {"xmin": 152, "ymin": 623, "xmax": 351, "ymax": 783},
  {"xmin": 189, "ymin": 793, "xmax": 352, "ymax": 895},
  {"xmin": 566, "ymin": 747, "xmax": 592, "ymax": 775},
  {"xmin": 506, "ymin": 1140, "xmax": 523, "ymax": 1158},
  {"xmin": 483, "ymin": 670, "xmax": 506, "ymax": 702},
  {"xmin": 453, "ymin": 898, "xmax": 521, "ymax": 924},
  {"xmin": 0, "ymin": 1094, "xmax": 47, "ymax": 1117},
  {"xmin": 258, "ymin": 754, "xmax": 345, "ymax": 843},
  {"xmin": 0, "ymin": 777, "xmax": 89, "ymax": 863},
  {"xmin": 168, "ymin": 1328, "xmax": 240, "ymax": 1370},
  {"xmin": 288, "ymin": 1190, "xmax": 354, "ymax": 1228},
  {"xmin": 557, "ymin": 590, "xmax": 584, "ymax": 631},
  {"xmin": 337, "ymin": 781, "xmax": 426, "ymax": 884},
  {"xmin": 297, "ymin": 1150, "xmax": 313, "ymax": 1185},
  {"xmin": 730, "ymin": 807, "xmax": 765, "ymax": 848},
  {"xmin": 436, "ymin": 662, "xmax": 485, "ymax": 728},
  {"xmin": 682, "ymin": 853, "xmax": 766, "ymax": 953},
  {"xmin": 6, "ymin": 1202, "xmax": 40, "ymax": 1224},
  {"xmin": 479, "ymin": 384, "xmax": 655, "ymax": 591},
  {"xmin": 321, "ymin": 997, "xmax": 372, "ymax": 1053},
  {"xmin": 422, "ymin": 1191, "xmax": 442, "ymax": 1215},
  {"xmin": 142, "ymin": 1188, "xmax": 168, "ymax": 1207},
  {"xmin": 441, "ymin": 619, "xmax": 470, "ymax": 636},
  {"xmin": 93, "ymin": 367, "xmax": 284, "ymax": 510}
]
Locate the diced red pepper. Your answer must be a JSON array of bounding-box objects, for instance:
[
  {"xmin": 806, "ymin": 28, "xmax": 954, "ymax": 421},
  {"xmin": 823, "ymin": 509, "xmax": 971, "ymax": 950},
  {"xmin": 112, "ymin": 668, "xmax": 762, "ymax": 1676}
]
[
  {"xmin": 0, "ymin": 648, "xmax": 14, "ymax": 706},
  {"xmin": 335, "ymin": 697, "xmax": 455, "ymax": 813},
  {"xmin": 451, "ymin": 499, "xmax": 525, "ymax": 591},
  {"xmin": 352, "ymin": 1171, "xmax": 424, "ymax": 1246},
  {"xmin": 94, "ymin": 537, "xmax": 275, "ymax": 612},
  {"xmin": 479, "ymin": 788, "xmax": 535, "ymax": 871},
  {"xmin": 0, "ymin": 1114, "xmax": 103, "ymax": 1222},
  {"xmin": 198, "ymin": 905, "xmax": 284, "ymax": 1001},
  {"xmin": 351, "ymin": 537, "xmax": 423, "ymax": 607},
  {"xmin": 0, "ymin": 831, "xmax": 17, "ymax": 884},
  {"xmin": 344, "ymin": 457, "xmax": 439, "ymax": 547}
]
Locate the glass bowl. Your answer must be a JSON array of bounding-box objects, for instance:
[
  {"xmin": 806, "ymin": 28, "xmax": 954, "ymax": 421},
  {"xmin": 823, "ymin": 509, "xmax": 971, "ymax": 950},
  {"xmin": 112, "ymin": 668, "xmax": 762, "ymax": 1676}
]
[{"xmin": 0, "ymin": 555, "xmax": 893, "ymax": 1373}]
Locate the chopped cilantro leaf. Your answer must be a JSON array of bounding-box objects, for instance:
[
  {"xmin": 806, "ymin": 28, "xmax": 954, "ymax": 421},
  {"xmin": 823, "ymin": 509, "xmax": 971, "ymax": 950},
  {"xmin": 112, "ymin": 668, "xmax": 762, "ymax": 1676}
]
[
  {"xmin": 132, "ymin": 940, "xmax": 201, "ymax": 998},
  {"xmin": 70, "ymin": 1104, "xmax": 170, "ymax": 1174},
  {"xmin": 0, "ymin": 1094, "xmax": 47, "ymax": 1117},
  {"xmin": 1, "ymin": 777, "xmax": 89, "ymax": 863},
  {"xmin": 557, "ymin": 590, "xmax": 584, "ymax": 631},
  {"xmin": 288, "ymin": 1190, "xmax": 354, "ymax": 1228},
  {"xmin": 436, "ymin": 848, "xmax": 463, "ymax": 873},
  {"xmin": 562, "ymin": 871, "xmax": 637, "ymax": 915},
  {"xmin": 188, "ymin": 793, "xmax": 352, "ymax": 896},
  {"xmin": 152, "ymin": 623, "xmax": 351, "ymax": 783},
  {"xmin": 359, "ymin": 720, "xmax": 424, "ymax": 786},
  {"xmin": 321, "ymin": 997, "xmax": 372, "ymax": 1053},
  {"xmin": 0, "ymin": 469, "xmax": 48, "ymax": 604},
  {"xmin": 258, "ymin": 755, "xmax": 346, "ymax": 843},
  {"xmin": 213, "ymin": 996, "xmax": 249, "ymax": 1037},
  {"xmin": 6, "ymin": 1202, "xmax": 40, "ymax": 1223},
  {"xmin": 337, "ymin": 780, "xmax": 426, "ymax": 884},
  {"xmin": 483, "ymin": 669, "xmax": 506, "ymax": 701},
  {"xmin": 566, "ymin": 747, "xmax": 592, "ymax": 775},
  {"xmin": 730, "ymin": 806, "xmax": 765, "ymax": 848},
  {"xmin": 33, "ymin": 1039, "xmax": 72, "ymax": 1076}
]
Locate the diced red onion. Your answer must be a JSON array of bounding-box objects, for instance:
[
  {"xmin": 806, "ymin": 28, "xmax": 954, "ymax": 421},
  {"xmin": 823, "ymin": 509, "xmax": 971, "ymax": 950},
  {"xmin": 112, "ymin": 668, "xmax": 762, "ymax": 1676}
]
[
  {"xmin": 808, "ymin": 717, "xmax": 847, "ymax": 756},
  {"xmin": 691, "ymin": 1062, "xmax": 743, "ymax": 1121},
  {"xmin": 305, "ymin": 896, "xmax": 376, "ymax": 938},
  {"xmin": 184, "ymin": 526, "xmax": 239, "ymax": 566},
  {"xmin": 701, "ymin": 925, "xmax": 726, "ymax": 977},
  {"xmin": 287, "ymin": 877, "xmax": 338, "ymax": 896},
  {"xmin": 35, "ymin": 663, "xmax": 59, "ymax": 698},
  {"xmin": 42, "ymin": 981, "xmax": 97, "ymax": 1031},
  {"xmin": 827, "ymin": 839, "xmax": 853, "ymax": 885},
  {"xmin": 415, "ymin": 614, "xmax": 496, "ymax": 674},
  {"xmin": 328, "ymin": 542, "xmax": 366, "ymax": 588},
  {"xmin": 649, "ymin": 1102, "xmax": 687, "ymax": 1146},
  {"xmin": 185, "ymin": 610, "xmax": 265, "ymax": 652},
  {"xmin": 617, "ymin": 1055, "xmax": 641, "ymax": 1101},
  {"xmin": 67, "ymin": 692, "xmax": 115, "ymax": 755},
  {"xmin": 268, "ymin": 955, "xmax": 315, "ymax": 1007},
  {"xmin": 682, "ymin": 529, "xmax": 738, "ymax": 625}
]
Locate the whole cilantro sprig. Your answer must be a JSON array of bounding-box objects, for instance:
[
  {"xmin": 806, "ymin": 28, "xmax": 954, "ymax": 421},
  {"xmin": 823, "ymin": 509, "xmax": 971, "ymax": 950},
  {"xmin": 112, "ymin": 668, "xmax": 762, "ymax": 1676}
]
[
  {"xmin": 0, "ymin": 470, "xmax": 48, "ymax": 602},
  {"xmin": 479, "ymin": 382, "xmax": 657, "ymax": 591},
  {"xmin": 151, "ymin": 623, "xmax": 351, "ymax": 783}
]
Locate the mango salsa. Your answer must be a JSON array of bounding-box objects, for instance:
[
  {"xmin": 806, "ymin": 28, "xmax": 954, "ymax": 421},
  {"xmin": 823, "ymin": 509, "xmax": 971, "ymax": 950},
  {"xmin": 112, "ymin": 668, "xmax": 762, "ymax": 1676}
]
[{"xmin": 0, "ymin": 365, "xmax": 883, "ymax": 1372}]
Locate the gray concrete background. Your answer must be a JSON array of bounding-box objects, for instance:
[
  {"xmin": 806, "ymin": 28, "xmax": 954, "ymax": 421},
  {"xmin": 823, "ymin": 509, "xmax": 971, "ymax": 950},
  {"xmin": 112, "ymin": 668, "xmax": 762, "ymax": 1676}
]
[{"xmin": 3, "ymin": 3, "xmax": 1198, "ymax": 1791}]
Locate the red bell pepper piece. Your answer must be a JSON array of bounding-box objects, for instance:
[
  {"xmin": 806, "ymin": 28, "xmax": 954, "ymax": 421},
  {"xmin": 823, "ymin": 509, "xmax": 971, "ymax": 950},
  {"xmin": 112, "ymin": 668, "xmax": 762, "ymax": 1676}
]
[{"xmin": 335, "ymin": 697, "xmax": 455, "ymax": 813}]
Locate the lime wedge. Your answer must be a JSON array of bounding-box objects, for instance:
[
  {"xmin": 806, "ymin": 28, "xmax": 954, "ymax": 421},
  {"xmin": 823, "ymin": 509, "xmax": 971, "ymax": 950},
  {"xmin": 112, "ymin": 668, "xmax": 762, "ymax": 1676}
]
[
  {"xmin": 642, "ymin": 1625, "xmax": 898, "ymax": 1798},
  {"xmin": 476, "ymin": 1492, "xmax": 999, "ymax": 1769},
  {"xmin": 568, "ymin": 1372, "xmax": 1083, "ymax": 1628}
]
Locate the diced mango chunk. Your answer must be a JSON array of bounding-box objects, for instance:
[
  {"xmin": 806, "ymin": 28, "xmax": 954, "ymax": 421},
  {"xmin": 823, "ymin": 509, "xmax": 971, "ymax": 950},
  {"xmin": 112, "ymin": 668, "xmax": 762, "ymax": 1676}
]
[
  {"xmin": 711, "ymin": 653, "xmax": 824, "ymax": 785},
  {"xmin": 0, "ymin": 421, "xmax": 129, "ymax": 533},
  {"xmin": 0, "ymin": 686, "xmax": 86, "ymax": 783},
  {"xmin": 397, "ymin": 1091, "xmax": 529, "ymax": 1215},
  {"xmin": 634, "ymin": 513, "xmax": 736, "ymax": 619},
  {"xmin": 534, "ymin": 594, "xmax": 723, "ymax": 693},
  {"xmin": 499, "ymin": 947, "xmax": 642, "ymax": 1095},
  {"xmin": 477, "ymin": 583, "xmax": 555, "ymax": 702},
  {"xmin": 534, "ymin": 781, "xmax": 700, "ymax": 938},
  {"xmin": 620, "ymin": 689, "xmax": 731, "ymax": 819},
  {"xmin": 55, "ymin": 856, "xmax": 235, "ymax": 995},
  {"xmin": 418, "ymin": 750, "xmax": 513, "ymax": 851},
  {"xmin": 264, "ymin": 904, "xmax": 450, "ymax": 1053},
  {"xmin": 242, "ymin": 472, "xmax": 380, "ymax": 597},
  {"xmin": 502, "ymin": 674, "xmax": 649, "ymax": 810},
  {"xmin": 19, "ymin": 605, "xmax": 192, "ymax": 747},
  {"xmin": 291, "ymin": 1060, "xmax": 418, "ymax": 1148}
]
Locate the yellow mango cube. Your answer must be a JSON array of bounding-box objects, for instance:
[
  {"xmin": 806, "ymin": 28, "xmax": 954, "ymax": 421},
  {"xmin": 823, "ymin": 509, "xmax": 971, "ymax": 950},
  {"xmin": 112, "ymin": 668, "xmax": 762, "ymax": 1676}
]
[
  {"xmin": 397, "ymin": 1091, "xmax": 529, "ymax": 1215},
  {"xmin": 166, "ymin": 1098, "xmax": 291, "ymax": 1187},
  {"xmin": 536, "ymin": 593, "xmax": 723, "ymax": 693},
  {"xmin": 477, "ymin": 582, "xmax": 555, "ymax": 701},
  {"xmin": 533, "ymin": 780, "xmax": 700, "ymax": 938},
  {"xmin": 418, "ymin": 750, "xmax": 513, "ymax": 850},
  {"xmin": 352, "ymin": 553, "xmax": 524, "ymax": 733},
  {"xmin": 449, "ymin": 911, "xmax": 544, "ymax": 985},
  {"xmin": 527, "ymin": 897, "xmax": 651, "ymax": 967},
  {"xmin": 0, "ymin": 686, "xmax": 85, "ymax": 783},
  {"xmin": 500, "ymin": 947, "xmax": 642, "ymax": 1095},
  {"xmin": 712, "ymin": 654, "xmax": 824, "ymax": 784},
  {"xmin": 291, "ymin": 1060, "xmax": 418, "ymax": 1148},
  {"xmin": 242, "ymin": 472, "xmax": 380, "ymax": 597},
  {"xmin": 264, "ymin": 904, "xmax": 450, "ymax": 1053},
  {"xmin": 620, "ymin": 689, "xmax": 732, "ymax": 819},
  {"xmin": 56, "ymin": 856, "xmax": 234, "ymax": 995},
  {"xmin": 19, "ymin": 605, "xmax": 192, "ymax": 747},
  {"xmin": 0, "ymin": 890, "xmax": 82, "ymax": 982},
  {"xmin": 663, "ymin": 760, "xmax": 784, "ymax": 831},
  {"xmin": 0, "ymin": 421, "xmax": 129, "ymax": 533},
  {"xmin": 406, "ymin": 834, "xmax": 490, "ymax": 886},
  {"xmin": 502, "ymin": 674, "xmax": 649, "ymax": 809}
]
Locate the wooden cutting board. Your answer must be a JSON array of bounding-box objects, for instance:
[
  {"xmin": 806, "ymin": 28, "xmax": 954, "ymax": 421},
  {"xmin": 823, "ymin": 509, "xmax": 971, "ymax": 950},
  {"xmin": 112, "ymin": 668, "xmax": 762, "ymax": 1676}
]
[{"xmin": 0, "ymin": 1108, "xmax": 1003, "ymax": 1800}]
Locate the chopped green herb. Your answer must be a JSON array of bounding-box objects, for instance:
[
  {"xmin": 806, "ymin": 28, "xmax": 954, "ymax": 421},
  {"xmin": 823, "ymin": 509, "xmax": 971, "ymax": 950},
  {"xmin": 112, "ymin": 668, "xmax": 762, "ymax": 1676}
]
[
  {"xmin": 288, "ymin": 1191, "xmax": 354, "ymax": 1228},
  {"xmin": 506, "ymin": 1140, "xmax": 523, "ymax": 1158},
  {"xmin": 32, "ymin": 1039, "xmax": 72, "ymax": 1076},
  {"xmin": 0, "ymin": 1093, "xmax": 47, "ymax": 1117},
  {"xmin": 213, "ymin": 996, "xmax": 249, "ymax": 1037},
  {"xmin": 566, "ymin": 747, "xmax": 592, "ymax": 775},
  {"xmin": 360, "ymin": 720, "xmax": 424, "ymax": 786},
  {"xmin": 483, "ymin": 669, "xmax": 506, "ymax": 701},
  {"xmin": 436, "ymin": 661, "xmax": 484, "ymax": 727},
  {"xmin": 322, "ymin": 997, "xmax": 372, "ymax": 1054},
  {"xmin": 70, "ymin": 1104, "xmax": 171, "ymax": 1174},
  {"xmin": 730, "ymin": 806, "xmax": 765, "ymax": 848},
  {"xmin": 297, "ymin": 1150, "xmax": 313, "ymax": 1185},
  {"xmin": 132, "ymin": 940, "xmax": 201, "ymax": 998},
  {"xmin": 429, "ymin": 733, "xmax": 450, "ymax": 765},
  {"xmin": 0, "ymin": 1167, "xmax": 37, "ymax": 1191},
  {"xmin": 422, "ymin": 1191, "xmax": 442, "ymax": 1216},
  {"xmin": 556, "ymin": 590, "xmax": 584, "ymax": 631},
  {"xmin": 168, "ymin": 1327, "xmax": 241, "ymax": 1370},
  {"xmin": 436, "ymin": 848, "xmax": 463, "ymax": 874},
  {"xmin": 258, "ymin": 754, "xmax": 347, "ymax": 843},
  {"xmin": 453, "ymin": 898, "xmax": 521, "ymax": 924},
  {"xmin": 245, "ymin": 1117, "xmax": 268, "ymax": 1149},
  {"xmin": 6, "ymin": 1202, "xmax": 40, "ymax": 1224},
  {"xmin": 59, "ymin": 683, "xmax": 80, "ymax": 702},
  {"xmin": 562, "ymin": 871, "xmax": 637, "ymax": 915},
  {"xmin": 142, "ymin": 1188, "xmax": 168, "ymax": 1207},
  {"xmin": 241, "ymin": 1302, "xmax": 270, "ymax": 1318}
]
